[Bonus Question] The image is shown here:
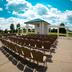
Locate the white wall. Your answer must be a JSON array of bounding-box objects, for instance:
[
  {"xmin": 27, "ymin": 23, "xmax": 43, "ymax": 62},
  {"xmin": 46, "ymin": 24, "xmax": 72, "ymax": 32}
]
[
  {"xmin": 35, "ymin": 22, "xmax": 48, "ymax": 34},
  {"xmin": 35, "ymin": 24, "xmax": 40, "ymax": 34}
]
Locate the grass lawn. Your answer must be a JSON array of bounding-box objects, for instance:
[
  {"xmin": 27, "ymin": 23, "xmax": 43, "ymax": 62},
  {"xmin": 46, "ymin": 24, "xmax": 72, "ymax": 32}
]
[
  {"xmin": 49, "ymin": 32, "xmax": 66, "ymax": 36},
  {"xmin": 68, "ymin": 32, "xmax": 72, "ymax": 37},
  {"xmin": 49, "ymin": 32, "xmax": 72, "ymax": 37},
  {"xmin": 18, "ymin": 31, "xmax": 72, "ymax": 37}
]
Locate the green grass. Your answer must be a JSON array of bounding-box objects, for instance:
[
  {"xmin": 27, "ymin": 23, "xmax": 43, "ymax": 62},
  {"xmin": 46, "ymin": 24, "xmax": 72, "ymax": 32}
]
[
  {"xmin": 18, "ymin": 31, "xmax": 72, "ymax": 37},
  {"xmin": 49, "ymin": 32, "xmax": 72, "ymax": 37},
  {"xmin": 48, "ymin": 32, "xmax": 57, "ymax": 35},
  {"xmin": 49, "ymin": 32, "xmax": 66, "ymax": 35},
  {"xmin": 68, "ymin": 32, "xmax": 72, "ymax": 37}
]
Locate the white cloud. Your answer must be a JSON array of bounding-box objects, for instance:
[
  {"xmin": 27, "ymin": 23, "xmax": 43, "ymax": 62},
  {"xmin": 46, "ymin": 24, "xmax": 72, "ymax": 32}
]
[
  {"xmin": 70, "ymin": 0, "xmax": 72, "ymax": 2},
  {"xmin": 1, "ymin": 0, "xmax": 72, "ymax": 30},
  {"xmin": 0, "ymin": 17, "xmax": 27, "ymax": 30},
  {"xmin": 6, "ymin": 0, "xmax": 26, "ymax": 4},
  {"xmin": 6, "ymin": 0, "xmax": 32, "ymax": 11},
  {"xmin": 47, "ymin": 4, "xmax": 52, "ymax": 8},
  {"xmin": 0, "ymin": 8, "xmax": 3, "ymax": 11},
  {"xmin": 34, "ymin": 4, "xmax": 48, "ymax": 15},
  {"xmin": 10, "ymin": 3, "xmax": 63, "ymax": 25},
  {"xmin": 12, "ymin": 11, "xmax": 18, "ymax": 15},
  {"xmin": 0, "ymin": 18, "xmax": 10, "ymax": 30},
  {"xmin": 11, "ymin": 4, "xmax": 49, "ymax": 20}
]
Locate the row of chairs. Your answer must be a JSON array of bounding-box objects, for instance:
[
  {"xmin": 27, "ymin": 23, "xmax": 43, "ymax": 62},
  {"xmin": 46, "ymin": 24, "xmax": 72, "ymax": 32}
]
[
  {"xmin": 16, "ymin": 34, "xmax": 57, "ymax": 42},
  {"xmin": 1, "ymin": 39, "xmax": 51, "ymax": 66},
  {"xmin": 7, "ymin": 36, "xmax": 56, "ymax": 52},
  {"xmin": 8, "ymin": 34, "xmax": 57, "ymax": 48}
]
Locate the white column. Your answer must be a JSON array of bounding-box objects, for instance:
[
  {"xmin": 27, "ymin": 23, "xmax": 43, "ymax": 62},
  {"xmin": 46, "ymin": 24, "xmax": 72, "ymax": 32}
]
[
  {"xmin": 47, "ymin": 25, "xmax": 49, "ymax": 35},
  {"xmin": 39, "ymin": 22, "xmax": 42, "ymax": 34},
  {"xmin": 41, "ymin": 22, "xmax": 44, "ymax": 34},
  {"xmin": 35, "ymin": 25, "xmax": 37, "ymax": 34},
  {"xmin": 66, "ymin": 27, "xmax": 68, "ymax": 37},
  {"xmin": 48, "ymin": 25, "xmax": 51, "ymax": 35},
  {"xmin": 18, "ymin": 28, "xmax": 19, "ymax": 35},
  {"xmin": 49, "ymin": 26, "xmax": 51, "ymax": 34},
  {"xmin": 35, "ymin": 25, "xmax": 36, "ymax": 34},
  {"xmin": 57, "ymin": 27, "xmax": 59, "ymax": 37},
  {"xmin": 26, "ymin": 24, "xmax": 28, "ymax": 35},
  {"xmin": 22, "ymin": 28, "xmax": 23, "ymax": 35}
]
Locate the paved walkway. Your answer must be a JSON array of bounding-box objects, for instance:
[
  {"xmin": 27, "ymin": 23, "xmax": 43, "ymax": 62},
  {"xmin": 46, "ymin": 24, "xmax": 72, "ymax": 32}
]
[
  {"xmin": 0, "ymin": 42, "xmax": 21, "ymax": 72},
  {"xmin": 48, "ymin": 37, "xmax": 72, "ymax": 72},
  {"xmin": 0, "ymin": 37, "xmax": 72, "ymax": 72}
]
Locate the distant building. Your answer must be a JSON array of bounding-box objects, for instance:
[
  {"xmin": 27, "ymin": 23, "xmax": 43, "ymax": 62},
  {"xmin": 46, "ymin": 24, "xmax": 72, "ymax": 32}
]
[{"xmin": 25, "ymin": 18, "xmax": 50, "ymax": 34}]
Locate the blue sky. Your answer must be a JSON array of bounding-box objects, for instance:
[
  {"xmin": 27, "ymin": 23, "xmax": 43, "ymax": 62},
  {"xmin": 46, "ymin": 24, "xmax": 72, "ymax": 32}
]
[
  {"xmin": 27, "ymin": 0, "xmax": 72, "ymax": 11},
  {"xmin": 0, "ymin": 0, "xmax": 72, "ymax": 30}
]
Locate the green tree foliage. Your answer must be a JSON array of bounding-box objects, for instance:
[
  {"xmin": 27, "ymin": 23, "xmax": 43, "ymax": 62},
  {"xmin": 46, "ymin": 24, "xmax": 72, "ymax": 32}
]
[
  {"xmin": 17, "ymin": 23, "xmax": 20, "ymax": 29},
  {"xmin": 15, "ymin": 29, "xmax": 18, "ymax": 33},
  {"xmin": 51, "ymin": 28, "xmax": 57, "ymax": 33},
  {"xmin": 32, "ymin": 29, "xmax": 35, "ymax": 32},
  {"xmin": 10, "ymin": 24, "xmax": 15, "ymax": 30},
  {"xmin": 10, "ymin": 24, "xmax": 15, "ymax": 33},
  {"xmin": 4, "ymin": 29, "xmax": 8, "ymax": 33},
  {"xmin": 59, "ymin": 23, "xmax": 66, "ymax": 33},
  {"xmin": 0, "ymin": 30, "xmax": 2, "ymax": 33},
  {"xmin": 60, "ymin": 23, "xmax": 65, "ymax": 26},
  {"xmin": 28, "ymin": 29, "xmax": 31, "ymax": 32},
  {"xmin": 23, "ymin": 28, "xmax": 26, "ymax": 33},
  {"xmin": 16, "ymin": 23, "xmax": 21, "ymax": 34}
]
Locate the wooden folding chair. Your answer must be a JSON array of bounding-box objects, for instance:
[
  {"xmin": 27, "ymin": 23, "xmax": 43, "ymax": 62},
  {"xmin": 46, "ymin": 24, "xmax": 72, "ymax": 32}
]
[
  {"xmin": 22, "ymin": 47, "xmax": 32, "ymax": 60},
  {"xmin": 31, "ymin": 50, "xmax": 47, "ymax": 66}
]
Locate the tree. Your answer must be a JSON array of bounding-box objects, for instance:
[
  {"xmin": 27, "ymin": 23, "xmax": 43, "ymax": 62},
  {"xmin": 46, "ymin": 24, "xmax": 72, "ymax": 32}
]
[
  {"xmin": 16, "ymin": 23, "xmax": 21, "ymax": 34},
  {"xmin": 28, "ymin": 29, "xmax": 31, "ymax": 32},
  {"xmin": 0, "ymin": 30, "xmax": 3, "ymax": 34},
  {"xmin": 32, "ymin": 29, "xmax": 35, "ymax": 32},
  {"xmin": 4, "ymin": 29, "xmax": 8, "ymax": 33},
  {"xmin": 17, "ymin": 23, "xmax": 20, "ymax": 29},
  {"xmin": 51, "ymin": 28, "xmax": 57, "ymax": 33},
  {"xmin": 59, "ymin": 23, "xmax": 66, "ymax": 33},
  {"xmin": 10, "ymin": 24, "xmax": 15, "ymax": 33},
  {"xmin": 23, "ymin": 28, "xmax": 26, "ymax": 33}
]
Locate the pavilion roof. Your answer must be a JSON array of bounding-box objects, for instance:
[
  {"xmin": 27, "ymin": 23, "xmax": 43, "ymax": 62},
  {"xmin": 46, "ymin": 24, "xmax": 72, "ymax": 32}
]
[{"xmin": 24, "ymin": 18, "xmax": 49, "ymax": 24}]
